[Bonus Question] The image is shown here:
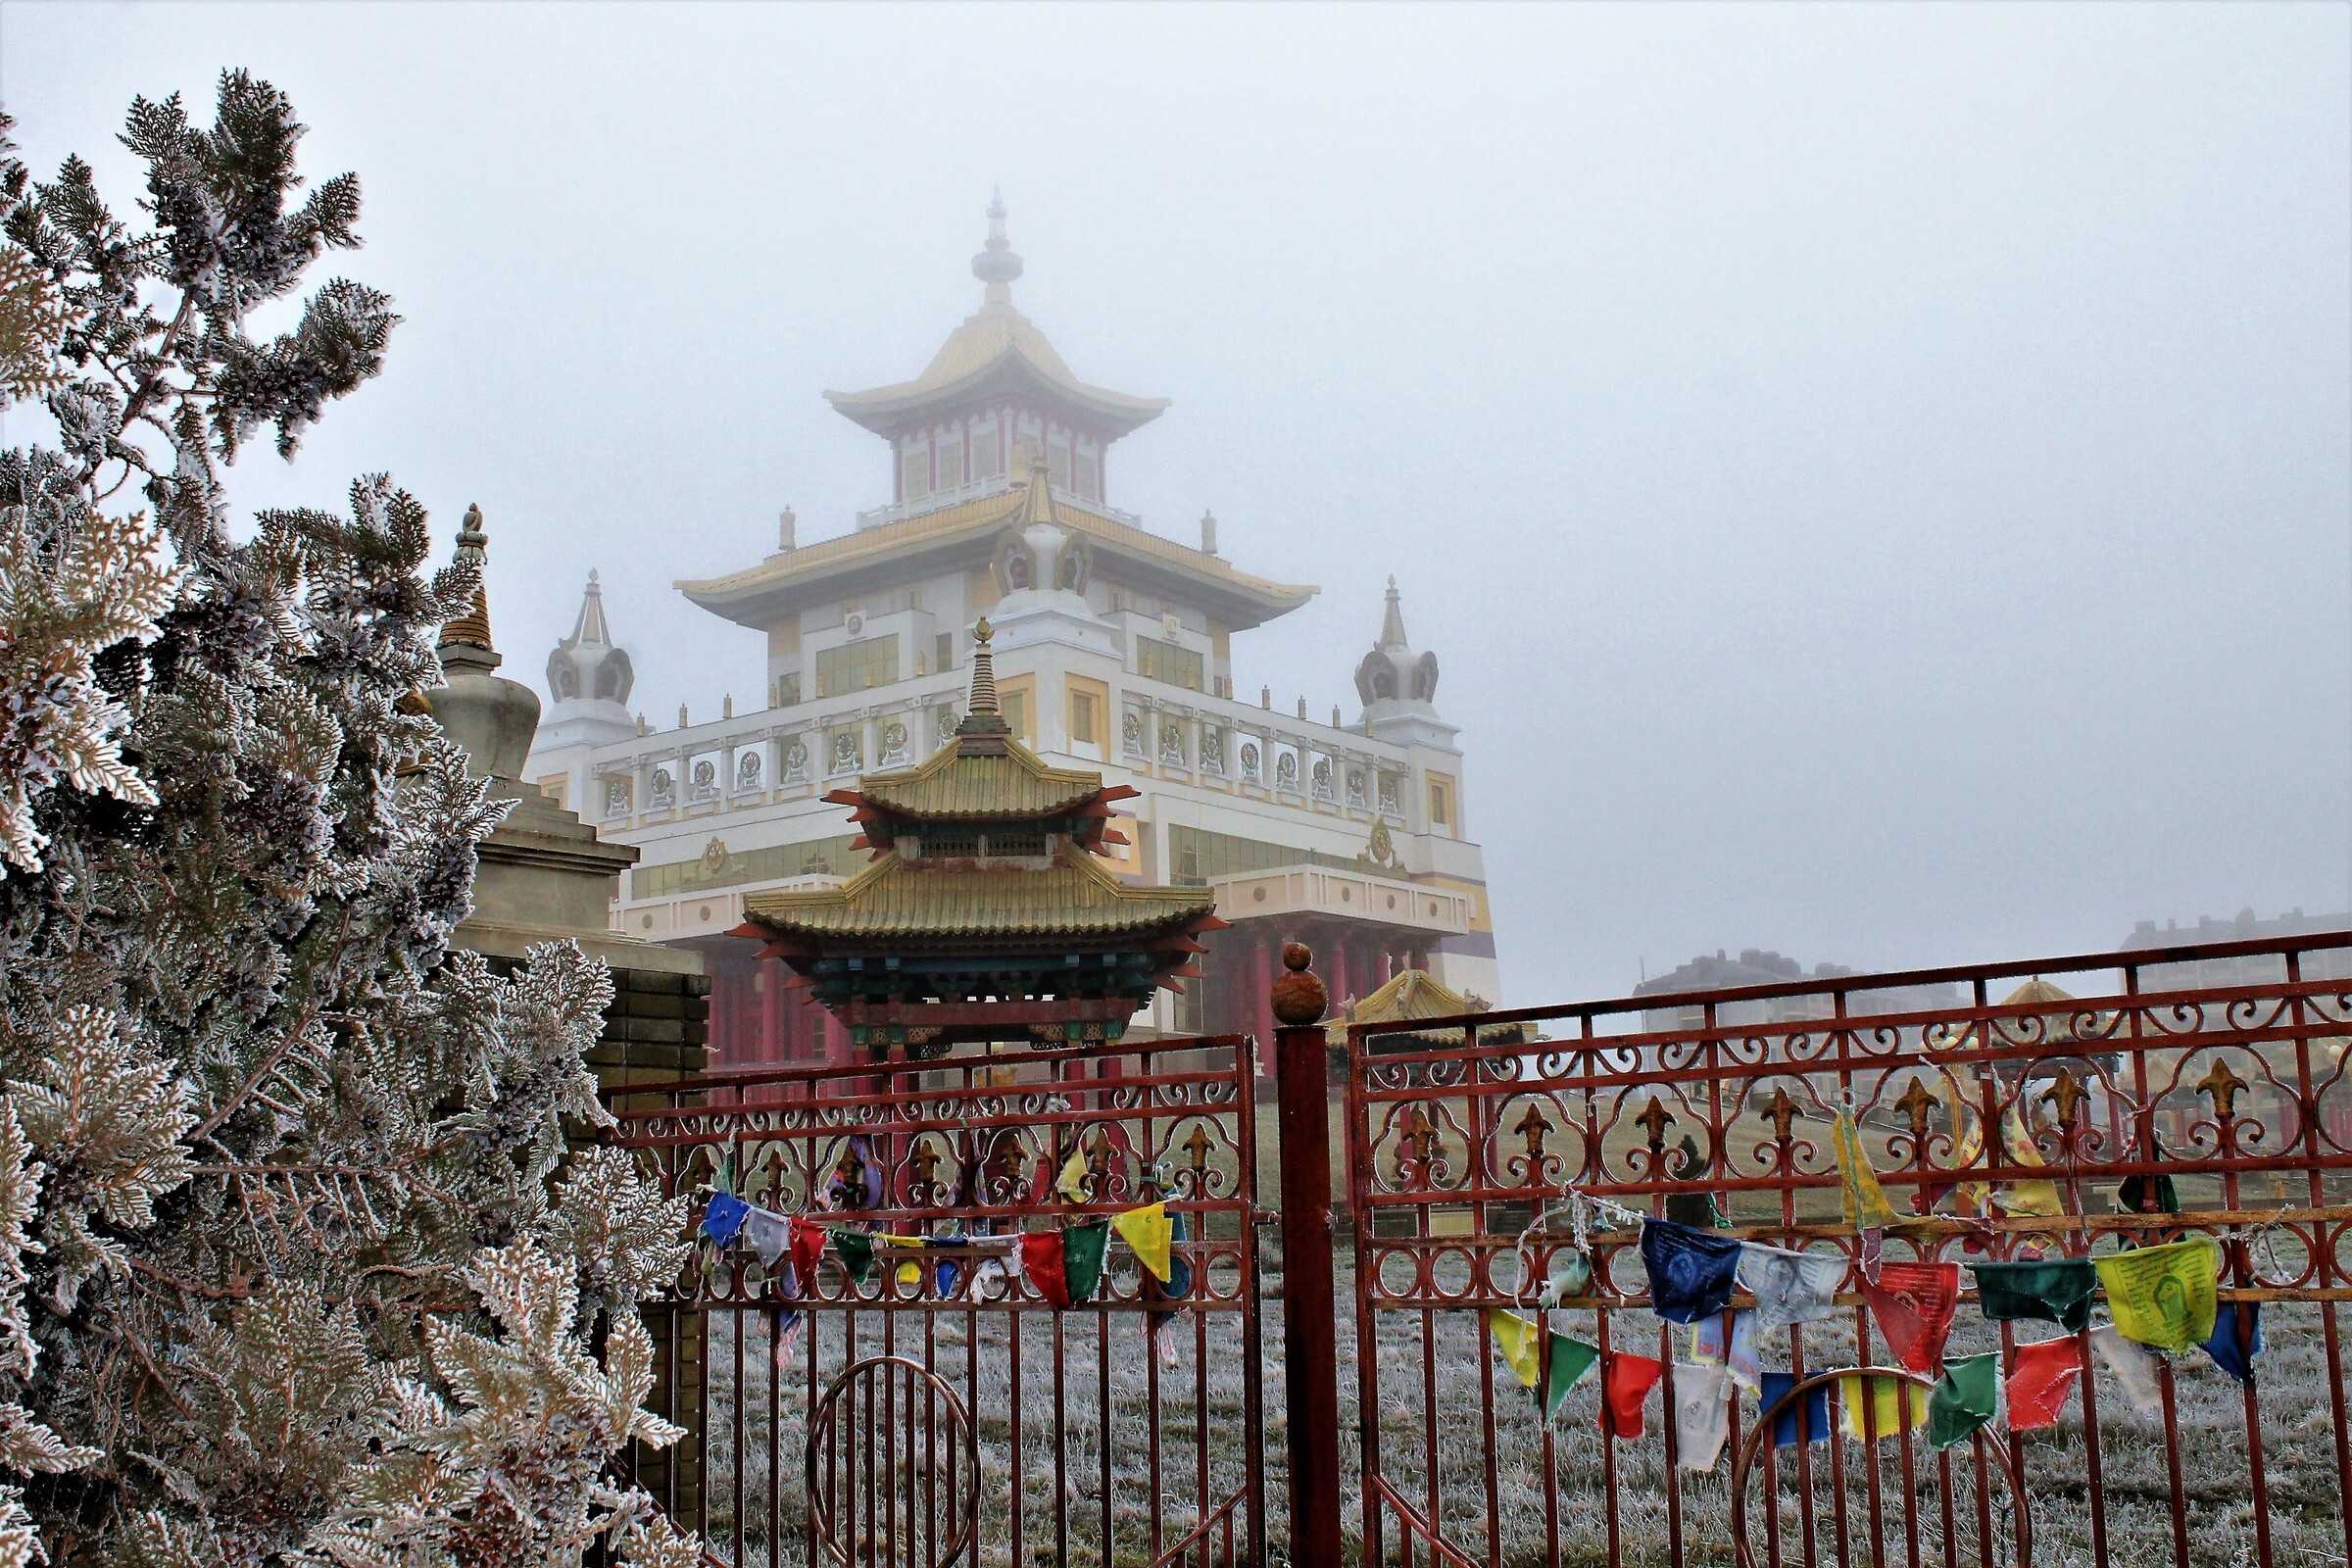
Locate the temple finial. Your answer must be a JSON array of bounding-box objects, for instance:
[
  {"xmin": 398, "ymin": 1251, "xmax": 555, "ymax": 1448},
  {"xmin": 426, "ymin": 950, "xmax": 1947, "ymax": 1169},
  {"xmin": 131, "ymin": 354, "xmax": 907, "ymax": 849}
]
[
  {"xmin": 441, "ymin": 503, "xmax": 495, "ymax": 651},
  {"xmin": 972, "ymin": 186, "xmax": 1023, "ymax": 304},
  {"xmin": 1380, "ymin": 575, "xmax": 1408, "ymax": 650},
  {"xmin": 956, "ymin": 615, "xmax": 1010, "ymax": 738}
]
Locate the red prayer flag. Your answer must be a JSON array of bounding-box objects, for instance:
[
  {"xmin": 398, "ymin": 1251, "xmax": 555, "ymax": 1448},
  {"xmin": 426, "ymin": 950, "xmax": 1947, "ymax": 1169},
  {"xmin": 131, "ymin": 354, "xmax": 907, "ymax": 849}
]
[
  {"xmin": 1021, "ymin": 1231, "xmax": 1070, "ymax": 1308},
  {"xmin": 1861, "ymin": 1260, "xmax": 1961, "ymax": 1374},
  {"xmin": 1599, "ymin": 1350, "xmax": 1665, "ymax": 1439},
  {"xmin": 789, "ymin": 1217, "xmax": 827, "ymax": 1292},
  {"xmin": 2005, "ymin": 1336, "xmax": 2084, "ymax": 1432}
]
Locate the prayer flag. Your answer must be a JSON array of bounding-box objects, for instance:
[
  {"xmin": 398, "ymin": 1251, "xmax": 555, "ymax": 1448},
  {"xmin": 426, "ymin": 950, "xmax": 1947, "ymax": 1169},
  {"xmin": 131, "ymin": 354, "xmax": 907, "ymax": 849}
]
[
  {"xmin": 2089, "ymin": 1325, "xmax": 2165, "ymax": 1415},
  {"xmin": 1860, "ymin": 1260, "xmax": 1961, "ymax": 1375},
  {"xmin": 1538, "ymin": 1250, "xmax": 1593, "ymax": 1307},
  {"xmin": 1840, "ymin": 1374, "xmax": 1930, "ymax": 1440},
  {"xmin": 1021, "ymin": 1231, "xmax": 1069, "ymax": 1307},
  {"xmin": 1540, "ymin": 1333, "xmax": 1601, "ymax": 1421},
  {"xmin": 1599, "ymin": 1350, "xmax": 1665, "ymax": 1439},
  {"xmin": 701, "ymin": 1193, "xmax": 750, "ymax": 1249},
  {"xmin": 926, "ymin": 1235, "xmax": 965, "ymax": 1298},
  {"xmin": 1113, "ymin": 1200, "xmax": 1175, "ymax": 1284},
  {"xmin": 1163, "ymin": 1210, "xmax": 1194, "ymax": 1298},
  {"xmin": 1760, "ymin": 1370, "xmax": 1831, "ymax": 1447},
  {"xmin": 1063, "ymin": 1218, "xmax": 1111, "ymax": 1304},
  {"xmin": 1834, "ymin": 1109, "xmax": 1901, "ymax": 1233},
  {"xmin": 1690, "ymin": 1309, "xmax": 1760, "ymax": 1392},
  {"xmin": 1972, "ymin": 1256, "xmax": 2097, "ymax": 1334},
  {"xmin": 770, "ymin": 1306, "xmax": 803, "ymax": 1373},
  {"xmin": 1738, "ymin": 1242, "xmax": 1845, "ymax": 1335},
  {"xmin": 1642, "ymin": 1219, "xmax": 1743, "ymax": 1324},
  {"xmin": 790, "ymin": 1222, "xmax": 827, "ymax": 1298},
  {"xmin": 2005, "ymin": 1337, "xmax": 2083, "ymax": 1431},
  {"xmin": 1674, "ymin": 1363, "xmax": 1736, "ymax": 1470},
  {"xmin": 1056, "ymin": 1147, "xmax": 1091, "ymax": 1203},
  {"xmin": 743, "ymin": 1207, "xmax": 792, "ymax": 1268},
  {"xmin": 1996, "ymin": 1102, "xmax": 2066, "ymax": 1220},
  {"xmin": 814, "ymin": 1221, "xmax": 859, "ymax": 1284},
  {"xmin": 2094, "ymin": 1236, "xmax": 2219, "ymax": 1354},
  {"xmin": 2118, "ymin": 1134, "xmax": 2180, "ymax": 1216},
  {"xmin": 1928, "ymin": 1353, "xmax": 1999, "ymax": 1449},
  {"xmin": 2201, "ymin": 1299, "xmax": 2264, "ymax": 1383},
  {"xmin": 1487, "ymin": 1311, "xmax": 1542, "ymax": 1388}
]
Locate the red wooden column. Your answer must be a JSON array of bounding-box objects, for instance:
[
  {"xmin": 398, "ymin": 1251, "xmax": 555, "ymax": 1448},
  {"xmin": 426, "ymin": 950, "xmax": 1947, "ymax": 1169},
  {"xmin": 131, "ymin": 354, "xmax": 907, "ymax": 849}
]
[
  {"xmin": 759, "ymin": 963, "xmax": 784, "ymax": 1065},
  {"xmin": 1270, "ymin": 943, "xmax": 1341, "ymax": 1567}
]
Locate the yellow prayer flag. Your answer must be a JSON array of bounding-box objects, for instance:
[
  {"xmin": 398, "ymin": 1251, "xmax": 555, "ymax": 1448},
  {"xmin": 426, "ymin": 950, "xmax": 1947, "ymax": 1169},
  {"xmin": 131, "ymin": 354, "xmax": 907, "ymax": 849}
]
[
  {"xmin": 2094, "ymin": 1236, "xmax": 2220, "ymax": 1354},
  {"xmin": 1486, "ymin": 1310, "xmax": 1542, "ymax": 1388},
  {"xmin": 1840, "ymin": 1374, "xmax": 1929, "ymax": 1439},
  {"xmin": 1998, "ymin": 1103, "xmax": 2066, "ymax": 1219},
  {"xmin": 1056, "ymin": 1148, "xmax": 1091, "ymax": 1203},
  {"xmin": 1112, "ymin": 1200, "xmax": 1174, "ymax": 1284},
  {"xmin": 1834, "ymin": 1110, "xmax": 1900, "ymax": 1232}
]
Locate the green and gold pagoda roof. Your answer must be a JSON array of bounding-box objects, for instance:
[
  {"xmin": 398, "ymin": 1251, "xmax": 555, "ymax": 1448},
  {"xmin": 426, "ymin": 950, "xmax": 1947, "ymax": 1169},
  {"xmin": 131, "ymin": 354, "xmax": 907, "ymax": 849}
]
[{"xmin": 741, "ymin": 849, "xmax": 1214, "ymax": 946}]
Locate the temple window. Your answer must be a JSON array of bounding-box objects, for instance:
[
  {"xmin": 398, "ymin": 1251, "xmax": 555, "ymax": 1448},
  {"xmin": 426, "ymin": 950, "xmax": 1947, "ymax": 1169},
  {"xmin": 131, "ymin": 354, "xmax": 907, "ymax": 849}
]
[
  {"xmin": 1073, "ymin": 452, "xmax": 1100, "ymax": 501},
  {"xmin": 815, "ymin": 634, "xmax": 900, "ymax": 695},
  {"xmin": 900, "ymin": 438, "xmax": 928, "ymax": 500},
  {"xmin": 777, "ymin": 672, "xmax": 802, "ymax": 707},
  {"xmin": 973, "ymin": 418, "xmax": 1002, "ymax": 479},
  {"xmin": 1003, "ymin": 689, "xmax": 1028, "ymax": 739},
  {"xmin": 935, "ymin": 631, "xmax": 954, "ymax": 672},
  {"xmin": 1048, "ymin": 434, "xmax": 1070, "ymax": 489},
  {"xmin": 1429, "ymin": 778, "xmax": 1453, "ymax": 830},
  {"xmin": 1071, "ymin": 692, "xmax": 1099, "ymax": 746},
  {"xmin": 1137, "ymin": 636, "xmax": 1202, "ymax": 691},
  {"xmin": 938, "ymin": 432, "xmax": 964, "ymax": 489}
]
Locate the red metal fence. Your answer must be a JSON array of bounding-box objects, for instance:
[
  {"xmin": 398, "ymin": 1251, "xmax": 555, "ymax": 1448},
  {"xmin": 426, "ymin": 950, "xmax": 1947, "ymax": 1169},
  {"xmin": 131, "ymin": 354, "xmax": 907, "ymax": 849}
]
[
  {"xmin": 609, "ymin": 1034, "xmax": 1266, "ymax": 1568},
  {"xmin": 1343, "ymin": 929, "xmax": 2352, "ymax": 1568}
]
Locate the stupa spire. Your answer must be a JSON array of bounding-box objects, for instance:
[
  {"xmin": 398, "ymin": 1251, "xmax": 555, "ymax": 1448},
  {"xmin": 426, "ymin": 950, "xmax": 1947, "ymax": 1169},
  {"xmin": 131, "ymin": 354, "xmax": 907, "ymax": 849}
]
[
  {"xmin": 956, "ymin": 615, "xmax": 1010, "ymax": 738},
  {"xmin": 971, "ymin": 185, "xmax": 1023, "ymax": 307},
  {"xmin": 440, "ymin": 504, "xmax": 494, "ymax": 651},
  {"xmin": 1380, "ymin": 574, "xmax": 1408, "ymax": 650}
]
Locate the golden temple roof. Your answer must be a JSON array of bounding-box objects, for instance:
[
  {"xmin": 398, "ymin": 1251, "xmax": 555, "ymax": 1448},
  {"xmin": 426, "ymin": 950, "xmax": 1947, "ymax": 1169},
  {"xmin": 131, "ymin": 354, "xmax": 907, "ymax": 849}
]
[
  {"xmin": 854, "ymin": 735, "xmax": 1108, "ymax": 821},
  {"xmin": 676, "ymin": 474, "xmax": 1316, "ymax": 630},
  {"xmin": 741, "ymin": 847, "xmax": 1215, "ymax": 943}
]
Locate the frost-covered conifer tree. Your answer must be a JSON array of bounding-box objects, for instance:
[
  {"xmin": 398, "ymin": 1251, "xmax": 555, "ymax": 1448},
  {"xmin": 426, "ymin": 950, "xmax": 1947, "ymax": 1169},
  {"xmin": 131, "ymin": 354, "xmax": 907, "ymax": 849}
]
[{"xmin": 0, "ymin": 76, "xmax": 697, "ymax": 1568}]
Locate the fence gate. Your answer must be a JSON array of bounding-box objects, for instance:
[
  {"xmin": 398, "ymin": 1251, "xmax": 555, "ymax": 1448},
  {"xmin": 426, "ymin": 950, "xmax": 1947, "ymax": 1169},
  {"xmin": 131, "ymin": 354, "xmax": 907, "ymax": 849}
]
[{"xmin": 611, "ymin": 1032, "xmax": 1267, "ymax": 1568}]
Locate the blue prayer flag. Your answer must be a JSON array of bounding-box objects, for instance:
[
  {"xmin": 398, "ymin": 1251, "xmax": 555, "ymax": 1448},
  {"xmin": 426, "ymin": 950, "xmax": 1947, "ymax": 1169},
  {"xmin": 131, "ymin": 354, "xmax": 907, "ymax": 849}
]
[
  {"xmin": 928, "ymin": 1235, "xmax": 965, "ymax": 1298},
  {"xmin": 701, "ymin": 1192, "xmax": 750, "ymax": 1248},
  {"xmin": 1642, "ymin": 1218, "xmax": 1744, "ymax": 1324},
  {"xmin": 1165, "ymin": 1210, "xmax": 1194, "ymax": 1298},
  {"xmin": 2201, "ymin": 1298, "xmax": 2265, "ymax": 1383},
  {"xmin": 1761, "ymin": 1370, "xmax": 1831, "ymax": 1447}
]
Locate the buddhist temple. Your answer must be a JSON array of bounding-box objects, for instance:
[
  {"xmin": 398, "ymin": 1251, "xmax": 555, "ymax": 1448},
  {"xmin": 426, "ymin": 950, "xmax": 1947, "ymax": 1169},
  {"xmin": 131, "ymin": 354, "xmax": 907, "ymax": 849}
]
[
  {"xmin": 733, "ymin": 618, "xmax": 1226, "ymax": 1054},
  {"xmin": 526, "ymin": 194, "xmax": 1498, "ymax": 1071}
]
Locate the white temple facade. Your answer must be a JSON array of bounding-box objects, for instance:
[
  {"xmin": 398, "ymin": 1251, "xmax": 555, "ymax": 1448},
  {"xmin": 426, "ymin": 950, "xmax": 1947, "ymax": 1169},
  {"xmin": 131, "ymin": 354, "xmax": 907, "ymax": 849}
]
[{"xmin": 525, "ymin": 196, "xmax": 1496, "ymax": 1067}]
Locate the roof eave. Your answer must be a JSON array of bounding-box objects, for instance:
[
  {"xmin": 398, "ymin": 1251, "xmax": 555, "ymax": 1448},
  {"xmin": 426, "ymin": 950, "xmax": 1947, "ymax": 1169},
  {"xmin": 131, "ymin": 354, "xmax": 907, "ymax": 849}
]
[{"xmin": 825, "ymin": 349, "xmax": 1169, "ymax": 439}]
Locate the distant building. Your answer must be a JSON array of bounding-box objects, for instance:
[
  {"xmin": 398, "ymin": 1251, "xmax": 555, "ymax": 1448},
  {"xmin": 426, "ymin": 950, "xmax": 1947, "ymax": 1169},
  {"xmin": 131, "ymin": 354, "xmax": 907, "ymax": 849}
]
[
  {"xmin": 1634, "ymin": 948, "xmax": 1963, "ymax": 1033},
  {"xmin": 524, "ymin": 195, "xmax": 1497, "ymax": 1068},
  {"xmin": 2121, "ymin": 907, "xmax": 2352, "ymax": 988}
]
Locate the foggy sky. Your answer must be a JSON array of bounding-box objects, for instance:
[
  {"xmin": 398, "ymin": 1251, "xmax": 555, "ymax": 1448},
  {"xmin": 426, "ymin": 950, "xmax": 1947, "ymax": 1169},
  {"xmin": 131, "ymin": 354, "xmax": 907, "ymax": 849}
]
[{"xmin": 5, "ymin": 2, "xmax": 2347, "ymax": 1004}]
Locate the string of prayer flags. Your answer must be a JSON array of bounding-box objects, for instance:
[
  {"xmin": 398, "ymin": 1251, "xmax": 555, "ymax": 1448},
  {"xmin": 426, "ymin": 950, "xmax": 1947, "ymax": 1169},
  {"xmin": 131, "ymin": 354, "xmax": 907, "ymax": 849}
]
[
  {"xmin": 1112, "ymin": 1200, "xmax": 1174, "ymax": 1284},
  {"xmin": 1972, "ymin": 1256, "xmax": 2097, "ymax": 1334},
  {"xmin": 1927, "ymin": 1353, "xmax": 1999, "ymax": 1449},
  {"xmin": 1642, "ymin": 1219, "xmax": 1743, "ymax": 1324},
  {"xmin": 1674, "ymin": 1364, "xmax": 1736, "ymax": 1469},
  {"xmin": 1834, "ymin": 1110, "xmax": 1900, "ymax": 1276},
  {"xmin": 1063, "ymin": 1217, "xmax": 1111, "ymax": 1304},
  {"xmin": 1487, "ymin": 1311, "xmax": 1543, "ymax": 1388},
  {"xmin": 1599, "ymin": 1350, "xmax": 1665, "ymax": 1438},
  {"xmin": 1738, "ymin": 1242, "xmax": 1845, "ymax": 1335},
  {"xmin": 2200, "ymin": 1299, "xmax": 2264, "ymax": 1383},
  {"xmin": 701, "ymin": 1192, "xmax": 750, "ymax": 1249},
  {"xmin": 1760, "ymin": 1370, "xmax": 1831, "ymax": 1447},
  {"xmin": 2005, "ymin": 1337, "xmax": 2084, "ymax": 1431},
  {"xmin": 1840, "ymin": 1374, "xmax": 1930, "ymax": 1440},
  {"xmin": 1860, "ymin": 1260, "xmax": 1961, "ymax": 1375},
  {"xmin": 2089, "ymin": 1325, "xmax": 2165, "ymax": 1415},
  {"xmin": 1540, "ymin": 1333, "xmax": 1601, "ymax": 1421},
  {"xmin": 1690, "ymin": 1309, "xmax": 1760, "ymax": 1392},
  {"xmin": 2094, "ymin": 1236, "xmax": 2219, "ymax": 1354}
]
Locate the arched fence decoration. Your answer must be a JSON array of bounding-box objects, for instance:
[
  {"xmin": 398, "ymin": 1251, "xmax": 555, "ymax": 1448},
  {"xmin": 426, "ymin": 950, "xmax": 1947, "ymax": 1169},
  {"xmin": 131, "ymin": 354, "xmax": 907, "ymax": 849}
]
[{"xmin": 609, "ymin": 927, "xmax": 2352, "ymax": 1568}]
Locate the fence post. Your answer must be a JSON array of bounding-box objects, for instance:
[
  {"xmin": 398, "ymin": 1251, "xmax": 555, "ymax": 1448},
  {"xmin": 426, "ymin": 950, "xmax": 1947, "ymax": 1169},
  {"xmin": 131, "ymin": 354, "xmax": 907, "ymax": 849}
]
[{"xmin": 1271, "ymin": 941, "xmax": 1343, "ymax": 1565}]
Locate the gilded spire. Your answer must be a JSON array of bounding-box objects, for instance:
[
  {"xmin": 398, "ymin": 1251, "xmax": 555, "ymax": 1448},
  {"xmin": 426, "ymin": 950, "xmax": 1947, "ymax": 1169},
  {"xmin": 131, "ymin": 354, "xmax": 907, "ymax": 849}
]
[
  {"xmin": 1022, "ymin": 444, "xmax": 1054, "ymax": 524},
  {"xmin": 955, "ymin": 615, "xmax": 1010, "ymax": 738},
  {"xmin": 971, "ymin": 185, "xmax": 1023, "ymax": 307},
  {"xmin": 441, "ymin": 504, "xmax": 494, "ymax": 650},
  {"xmin": 1380, "ymin": 574, "xmax": 1408, "ymax": 650}
]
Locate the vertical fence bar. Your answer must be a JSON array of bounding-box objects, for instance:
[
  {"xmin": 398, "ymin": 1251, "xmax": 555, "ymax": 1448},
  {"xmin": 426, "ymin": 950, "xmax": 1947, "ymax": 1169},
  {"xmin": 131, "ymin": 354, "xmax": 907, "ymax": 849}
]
[{"xmin": 1270, "ymin": 943, "xmax": 1343, "ymax": 1568}]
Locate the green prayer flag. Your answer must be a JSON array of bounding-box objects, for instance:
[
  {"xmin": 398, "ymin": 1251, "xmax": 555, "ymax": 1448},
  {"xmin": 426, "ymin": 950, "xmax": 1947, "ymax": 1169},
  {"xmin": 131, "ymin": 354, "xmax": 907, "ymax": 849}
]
[
  {"xmin": 1539, "ymin": 1332, "xmax": 1601, "ymax": 1421},
  {"xmin": 830, "ymin": 1228, "xmax": 874, "ymax": 1284},
  {"xmin": 1928, "ymin": 1353, "xmax": 1999, "ymax": 1449},
  {"xmin": 1063, "ymin": 1218, "xmax": 1111, "ymax": 1304},
  {"xmin": 1971, "ymin": 1256, "xmax": 2097, "ymax": 1334}
]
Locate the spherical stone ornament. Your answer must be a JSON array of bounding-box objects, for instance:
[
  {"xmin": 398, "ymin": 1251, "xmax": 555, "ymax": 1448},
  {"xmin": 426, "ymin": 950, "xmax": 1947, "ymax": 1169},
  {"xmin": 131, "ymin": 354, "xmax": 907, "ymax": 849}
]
[{"xmin": 1270, "ymin": 943, "xmax": 1328, "ymax": 1027}]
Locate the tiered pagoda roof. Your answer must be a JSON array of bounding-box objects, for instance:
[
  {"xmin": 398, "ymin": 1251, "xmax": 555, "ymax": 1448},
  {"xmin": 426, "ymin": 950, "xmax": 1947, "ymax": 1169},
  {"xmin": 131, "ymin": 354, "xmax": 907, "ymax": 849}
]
[{"xmin": 733, "ymin": 618, "xmax": 1225, "ymax": 1053}]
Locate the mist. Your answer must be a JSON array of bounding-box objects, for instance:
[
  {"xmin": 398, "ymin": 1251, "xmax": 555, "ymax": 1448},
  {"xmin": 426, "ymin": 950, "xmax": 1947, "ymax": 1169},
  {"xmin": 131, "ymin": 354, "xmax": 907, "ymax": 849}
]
[{"xmin": 5, "ymin": 1, "xmax": 2345, "ymax": 1003}]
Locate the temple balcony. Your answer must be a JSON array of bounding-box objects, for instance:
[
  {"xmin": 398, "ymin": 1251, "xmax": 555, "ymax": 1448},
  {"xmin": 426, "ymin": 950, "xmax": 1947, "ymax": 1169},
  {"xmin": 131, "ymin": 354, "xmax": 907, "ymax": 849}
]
[
  {"xmin": 855, "ymin": 473, "xmax": 1144, "ymax": 532},
  {"xmin": 1202, "ymin": 863, "xmax": 1472, "ymax": 939},
  {"xmin": 613, "ymin": 873, "xmax": 843, "ymax": 945}
]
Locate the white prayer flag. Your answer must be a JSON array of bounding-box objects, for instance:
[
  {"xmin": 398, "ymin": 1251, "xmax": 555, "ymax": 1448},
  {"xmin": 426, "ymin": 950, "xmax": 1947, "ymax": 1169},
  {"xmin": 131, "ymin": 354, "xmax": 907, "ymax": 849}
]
[
  {"xmin": 1674, "ymin": 1364, "xmax": 1735, "ymax": 1470},
  {"xmin": 1738, "ymin": 1242, "xmax": 1845, "ymax": 1336},
  {"xmin": 743, "ymin": 1208, "xmax": 794, "ymax": 1268},
  {"xmin": 2091, "ymin": 1324, "xmax": 2166, "ymax": 1415},
  {"xmin": 1690, "ymin": 1309, "xmax": 1761, "ymax": 1392}
]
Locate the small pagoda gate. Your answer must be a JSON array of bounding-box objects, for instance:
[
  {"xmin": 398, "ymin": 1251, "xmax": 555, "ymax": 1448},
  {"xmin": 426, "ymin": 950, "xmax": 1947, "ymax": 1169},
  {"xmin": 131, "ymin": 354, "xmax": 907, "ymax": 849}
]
[{"xmin": 731, "ymin": 616, "xmax": 1228, "ymax": 1056}]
